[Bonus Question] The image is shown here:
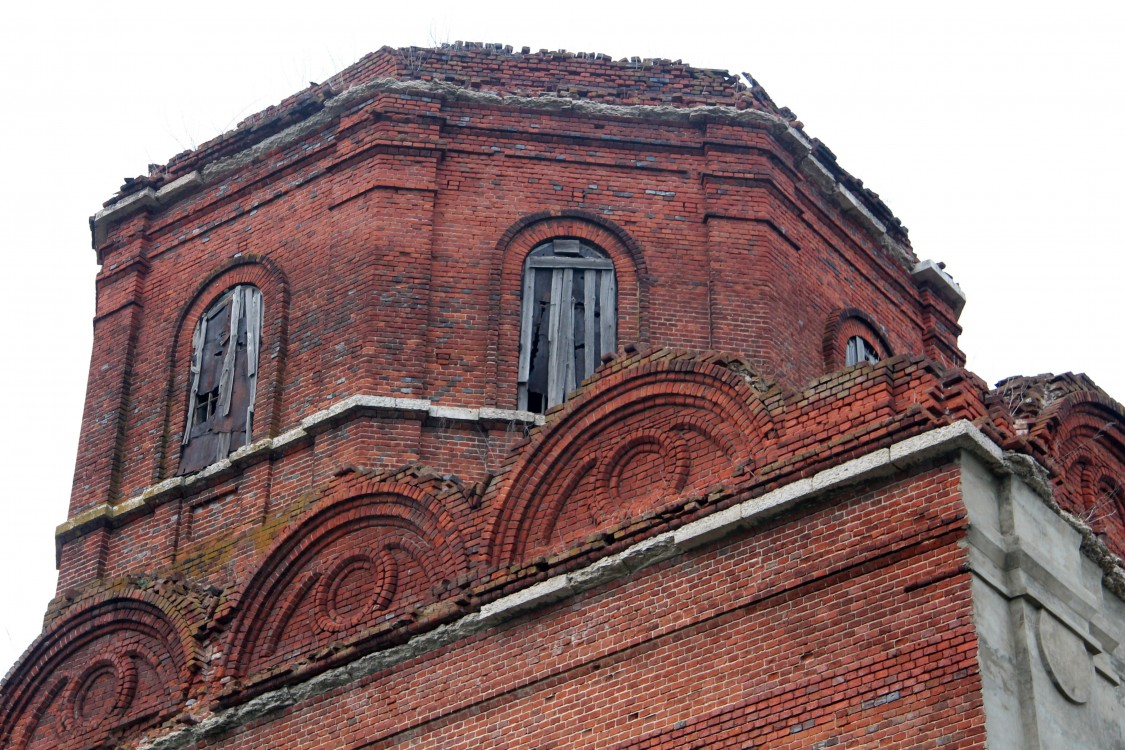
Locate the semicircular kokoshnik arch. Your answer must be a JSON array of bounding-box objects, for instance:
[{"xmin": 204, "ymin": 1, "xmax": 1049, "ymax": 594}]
[
  {"xmin": 1037, "ymin": 390, "xmax": 1125, "ymax": 553},
  {"xmin": 0, "ymin": 589, "xmax": 206, "ymax": 750},
  {"xmin": 222, "ymin": 472, "xmax": 471, "ymax": 685},
  {"xmin": 486, "ymin": 350, "xmax": 779, "ymax": 568}
]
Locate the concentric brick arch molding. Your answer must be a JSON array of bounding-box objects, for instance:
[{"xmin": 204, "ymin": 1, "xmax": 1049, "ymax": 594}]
[
  {"xmin": 0, "ymin": 591, "xmax": 204, "ymax": 750},
  {"xmin": 1041, "ymin": 393, "xmax": 1125, "ymax": 554},
  {"xmin": 157, "ymin": 255, "xmax": 291, "ymax": 478},
  {"xmin": 489, "ymin": 210, "xmax": 649, "ymax": 410},
  {"xmin": 223, "ymin": 475, "xmax": 470, "ymax": 683},
  {"xmin": 487, "ymin": 351, "xmax": 777, "ymax": 567}
]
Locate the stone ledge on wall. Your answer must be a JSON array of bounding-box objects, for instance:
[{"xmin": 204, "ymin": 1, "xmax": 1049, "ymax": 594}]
[
  {"xmin": 107, "ymin": 419, "xmax": 1121, "ymax": 750},
  {"xmin": 54, "ymin": 395, "xmax": 544, "ymax": 552}
]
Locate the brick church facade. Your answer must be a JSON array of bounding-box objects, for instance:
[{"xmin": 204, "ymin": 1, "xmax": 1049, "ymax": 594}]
[{"xmin": 2, "ymin": 44, "xmax": 1123, "ymax": 748}]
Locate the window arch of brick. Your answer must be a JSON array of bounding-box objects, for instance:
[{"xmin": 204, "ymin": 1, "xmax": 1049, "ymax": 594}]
[
  {"xmin": 491, "ymin": 211, "xmax": 647, "ymax": 410},
  {"xmin": 159, "ymin": 258, "xmax": 289, "ymax": 479},
  {"xmin": 822, "ymin": 308, "xmax": 893, "ymax": 371}
]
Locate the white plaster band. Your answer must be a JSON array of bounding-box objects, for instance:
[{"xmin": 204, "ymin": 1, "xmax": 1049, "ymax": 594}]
[{"xmin": 55, "ymin": 395, "xmax": 543, "ymax": 543}]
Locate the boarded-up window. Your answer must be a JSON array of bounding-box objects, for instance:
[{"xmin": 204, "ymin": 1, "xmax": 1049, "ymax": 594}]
[
  {"xmin": 845, "ymin": 335, "xmax": 879, "ymax": 367},
  {"xmin": 518, "ymin": 240, "xmax": 616, "ymax": 413},
  {"xmin": 179, "ymin": 285, "xmax": 263, "ymax": 475}
]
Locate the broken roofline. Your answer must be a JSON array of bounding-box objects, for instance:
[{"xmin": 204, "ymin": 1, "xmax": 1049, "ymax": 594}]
[
  {"xmin": 91, "ymin": 44, "xmax": 910, "ymax": 253},
  {"xmin": 116, "ymin": 42, "xmax": 768, "ymax": 195}
]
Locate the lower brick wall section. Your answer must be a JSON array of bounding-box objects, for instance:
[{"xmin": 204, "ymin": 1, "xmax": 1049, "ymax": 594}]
[
  {"xmin": 188, "ymin": 463, "xmax": 987, "ymax": 750},
  {"xmin": 359, "ymin": 563, "xmax": 979, "ymax": 750}
]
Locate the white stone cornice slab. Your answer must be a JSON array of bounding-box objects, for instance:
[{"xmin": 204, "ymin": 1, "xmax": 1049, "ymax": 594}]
[
  {"xmin": 913, "ymin": 259, "xmax": 967, "ymax": 318},
  {"xmin": 56, "ymin": 395, "xmax": 544, "ymax": 543}
]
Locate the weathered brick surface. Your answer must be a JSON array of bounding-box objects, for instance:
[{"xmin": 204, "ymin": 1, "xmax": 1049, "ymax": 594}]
[
  {"xmin": 993, "ymin": 373, "xmax": 1125, "ymax": 555},
  {"xmin": 200, "ymin": 467, "xmax": 986, "ymax": 749},
  {"xmin": 3, "ymin": 43, "xmax": 1122, "ymax": 750},
  {"xmin": 75, "ymin": 71, "xmax": 956, "ymax": 522}
]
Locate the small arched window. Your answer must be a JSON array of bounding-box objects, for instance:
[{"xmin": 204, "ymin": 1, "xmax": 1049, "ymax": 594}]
[
  {"xmin": 518, "ymin": 239, "xmax": 616, "ymax": 413},
  {"xmin": 179, "ymin": 285, "xmax": 263, "ymax": 474},
  {"xmin": 845, "ymin": 335, "xmax": 880, "ymax": 367}
]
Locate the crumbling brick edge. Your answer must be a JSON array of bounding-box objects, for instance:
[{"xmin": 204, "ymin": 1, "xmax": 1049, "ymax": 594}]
[
  {"xmin": 89, "ymin": 77, "xmax": 914, "ymax": 266},
  {"xmin": 131, "ymin": 419, "xmax": 1125, "ymax": 749}
]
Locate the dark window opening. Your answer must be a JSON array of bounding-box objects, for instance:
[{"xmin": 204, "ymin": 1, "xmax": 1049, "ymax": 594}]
[
  {"xmin": 193, "ymin": 387, "xmax": 220, "ymax": 426},
  {"xmin": 845, "ymin": 335, "xmax": 879, "ymax": 367},
  {"xmin": 518, "ymin": 240, "xmax": 616, "ymax": 413},
  {"xmin": 179, "ymin": 285, "xmax": 263, "ymax": 475}
]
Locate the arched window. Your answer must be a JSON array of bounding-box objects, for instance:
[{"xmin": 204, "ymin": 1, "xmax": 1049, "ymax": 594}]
[
  {"xmin": 822, "ymin": 308, "xmax": 891, "ymax": 372},
  {"xmin": 845, "ymin": 335, "xmax": 880, "ymax": 367},
  {"xmin": 179, "ymin": 285, "xmax": 263, "ymax": 474},
  {"xmin": 518, "ymin": 239, "xmax": 616, "ymax": 413}
]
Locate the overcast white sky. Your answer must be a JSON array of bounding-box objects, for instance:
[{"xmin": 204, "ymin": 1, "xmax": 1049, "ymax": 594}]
[{"xmin": 1, "ymin": 1, "xmax": 1122, "ymax": 677}]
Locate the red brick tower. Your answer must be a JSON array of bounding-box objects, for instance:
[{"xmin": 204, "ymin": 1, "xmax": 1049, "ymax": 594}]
[{"xmin": 2, "ymin": 44, "xmax": 1123, "ymax": 749}]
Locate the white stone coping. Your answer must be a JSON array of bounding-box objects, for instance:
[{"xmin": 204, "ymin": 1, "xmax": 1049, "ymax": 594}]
[
  {"xmin": 913, "ymin": 259, "xmax": 967, "ymax": 318},
  {"xmin": 91, "ymin": 172, "xmax": 205, "ymax": 247},
  {"xmin": 56, "ymin": 395, "xmax": 543, "ymax": 542},
  {"xmin": 132, "ymin": 419, "xmax": 1020, "ymax": 748}
]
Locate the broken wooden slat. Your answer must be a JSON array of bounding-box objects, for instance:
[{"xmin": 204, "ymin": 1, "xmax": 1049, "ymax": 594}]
[
  {"xmin": 527, "ymin": 269, "xmax": 552, "ymax": 411},
  {"xmin": 182, "ymin": 316, "xmax": 206, "ymax": 445},
  {"xmin": 527, "ymin": 256, "xmax": 615, "ymax": 271},
  {"xmin": 518, "ymin": 261, "xmax": 536, "ymax": 409},
  {"xmin": 243, "ymin": 286, "xmax": 262, "ymax": 441},
  {"xmin": 216, "ymin": 286, "xmax": 243, "ymax": 418},
  {"xmin": 583, "ymin": 269, "xmax": 596, "ymax": 379},
  {"xmin": 546, "ymin": 270, "xmax": 565, "ymax": 408},
  {"xmin": 600, "ymin": 270, "xmax": 617, "ymax": 355},
  {"xmin": 244, "ymin": 286, "xmax": 261, "ymax": 379},
  {"xmin": 560, "ymin": 268, "xmax": 575, "ymax": 398}
]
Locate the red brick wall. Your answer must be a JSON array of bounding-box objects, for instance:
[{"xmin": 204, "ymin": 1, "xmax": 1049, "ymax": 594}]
[
  {"xmin": 11, "ymin": 46, "xmax": 1090, "ymax": 750},
  {"xmin": 71, "ymin": 54, "xmax": 956, "ymax": 525},
  {"xmin": 195, "ymin": 466, "xmax": 987, "ymax": 750}
]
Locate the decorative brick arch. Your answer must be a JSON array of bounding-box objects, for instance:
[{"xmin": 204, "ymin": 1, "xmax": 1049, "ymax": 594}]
[
  {"xmin": 489, "ymin": 210, "xmax": 649, "ymax": 409},
  {"xmin": 223, "ymin": 472, "xmax": 470, "ymax": 683},
  {"xmin": 822, "ymin": 307, "xmax": 894, "ymax": 371},
  {"xmin": 157, "ymin": 255, "xmax": 290, "ymax": 478},
  {"xmin": 0, "ymin": 589, "xmax": 205, "ymax": 750},
  {"xmin": 486, "ymin": 349, "xmax": 778, "ymax": 567},
  {"xmin": 1040, "ymin": 394, "xmax": 1125, "ymax": 554}
]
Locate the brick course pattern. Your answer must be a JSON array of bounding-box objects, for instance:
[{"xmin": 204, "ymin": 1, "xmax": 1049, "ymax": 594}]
[{"xmin": 1, "ymin": 43, "xmax": 1122, "ymax": 749}]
